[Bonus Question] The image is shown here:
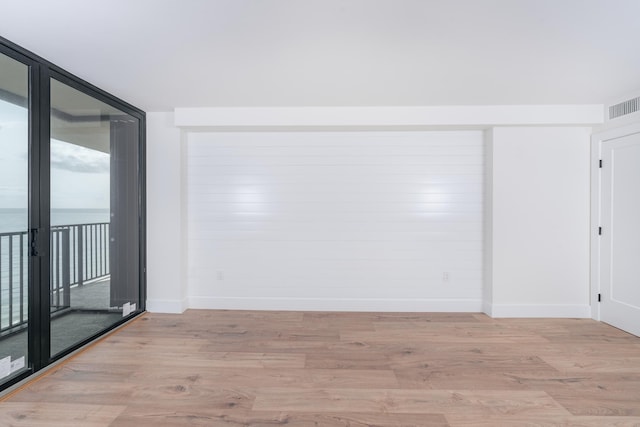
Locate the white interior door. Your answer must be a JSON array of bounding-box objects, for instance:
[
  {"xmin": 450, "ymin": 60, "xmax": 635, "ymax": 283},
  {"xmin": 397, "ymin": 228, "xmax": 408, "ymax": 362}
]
[{"xmin": 600, "ymin": 131, "xmax": 640, "ymax": 336}]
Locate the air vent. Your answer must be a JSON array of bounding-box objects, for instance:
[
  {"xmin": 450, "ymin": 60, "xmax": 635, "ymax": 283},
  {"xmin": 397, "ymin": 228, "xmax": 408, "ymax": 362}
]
[{"xmin": 609, "ymin": 96, "xmax": 640, "ymax": 120}]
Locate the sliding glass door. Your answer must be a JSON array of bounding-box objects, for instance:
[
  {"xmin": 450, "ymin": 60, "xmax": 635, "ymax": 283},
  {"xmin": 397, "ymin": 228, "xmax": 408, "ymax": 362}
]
[
  {"xmin": 49, "ymin": 78, "xmax": 142, "ymax": 357},
  {"xmin": 0, "ymin": 36, "xmax": 145, "ymax": 391},
  {"xmin": 0, "ymin": 51, "xmax": 30, "ymax": 385}
]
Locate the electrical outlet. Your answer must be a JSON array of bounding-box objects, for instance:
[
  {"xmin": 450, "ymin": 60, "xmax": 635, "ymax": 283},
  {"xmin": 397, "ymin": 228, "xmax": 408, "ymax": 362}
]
[
  {"xmin": 217, "ymin": 271, "xmax": 224, "ymax": 281},
  {"xmin": 443, "ymin": 272, "xmax": 449, "ymax": 282}
]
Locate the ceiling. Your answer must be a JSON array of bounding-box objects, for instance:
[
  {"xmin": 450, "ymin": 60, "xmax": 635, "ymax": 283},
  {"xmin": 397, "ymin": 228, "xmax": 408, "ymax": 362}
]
[{"xmin": 1, "ymin": 0, "xmax": 639, "ymax": 112}]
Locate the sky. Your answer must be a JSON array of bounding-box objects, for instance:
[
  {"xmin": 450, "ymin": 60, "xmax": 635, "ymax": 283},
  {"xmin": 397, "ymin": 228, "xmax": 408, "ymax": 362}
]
[{"xmin": 0, "ymin": 99, "xmax": 110, "ymax": 210}]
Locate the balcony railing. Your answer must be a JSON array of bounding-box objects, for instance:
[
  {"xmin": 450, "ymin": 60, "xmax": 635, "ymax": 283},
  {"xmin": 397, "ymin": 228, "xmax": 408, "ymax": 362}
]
[
  {"xmin": 0, "ymin": 222, "xmax": 110, "ymax": 335},
  {"xmin": 0, "ymin": 231, "xmax": 27, "ymax": 335}
]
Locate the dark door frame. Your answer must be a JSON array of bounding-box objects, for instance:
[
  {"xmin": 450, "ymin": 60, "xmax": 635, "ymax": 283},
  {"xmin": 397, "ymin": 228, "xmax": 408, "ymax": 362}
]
[{"xmin": 0, "ymin": 35, "xmax": 146, "ymax": 392}]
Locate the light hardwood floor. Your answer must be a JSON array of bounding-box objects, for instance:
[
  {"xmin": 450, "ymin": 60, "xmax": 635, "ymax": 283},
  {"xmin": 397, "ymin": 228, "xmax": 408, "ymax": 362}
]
[{"xmin": 2, "ymin": 310, "xmax": 640, "ymax": 426}]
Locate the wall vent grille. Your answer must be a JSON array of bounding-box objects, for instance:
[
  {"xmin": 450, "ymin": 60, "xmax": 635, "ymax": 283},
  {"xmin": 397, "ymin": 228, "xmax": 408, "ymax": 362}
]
[{"xmin": 609, "ymin": 96, "xmax": 640, "ymax": 120}]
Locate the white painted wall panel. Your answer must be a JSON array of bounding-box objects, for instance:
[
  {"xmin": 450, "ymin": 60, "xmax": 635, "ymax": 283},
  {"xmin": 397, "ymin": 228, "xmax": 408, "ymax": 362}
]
[
  {"xmin": 489, "ymin": 127, "xmax": 591, "ymax": 317},
  {"xmin": 145, "ymin": 112, "xmax": 187, "ymax": 313},
  {"xmin": 186, "ymin": 131, "xmax": 484, "ymax": 311}
]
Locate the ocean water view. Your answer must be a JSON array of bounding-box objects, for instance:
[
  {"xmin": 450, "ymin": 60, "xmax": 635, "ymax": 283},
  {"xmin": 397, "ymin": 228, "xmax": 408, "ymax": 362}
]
[{"xmin": 0, "ymin": 208, "xmax": 110, "ymax": 234}]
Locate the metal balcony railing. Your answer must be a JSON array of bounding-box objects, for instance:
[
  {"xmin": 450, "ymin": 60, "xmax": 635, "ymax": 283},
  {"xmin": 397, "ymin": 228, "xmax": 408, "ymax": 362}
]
[
  {"xmin": 0, "ymin": 231, "xmax": 27, "ymax": 335},
  {"xmin": 0, "ymin": 222, "xmax": 110, "ymax": 335}
]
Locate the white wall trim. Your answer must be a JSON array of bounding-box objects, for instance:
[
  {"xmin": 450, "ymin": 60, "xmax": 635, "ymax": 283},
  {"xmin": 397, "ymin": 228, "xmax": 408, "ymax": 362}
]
[
  {"xmin": 188, "ymin": 297, "xmax": 483, "ymax": 312},
  {"xmin": 490, "ymin": 304, "xmax": 591, "ymax": 318},
  {"xmin": 146, "ymin": 298, "xmax": 188, "ymax": 314},
  {"xmin": 483, "ymin": 129, "xmax": 494, "ymax": 313},
  {"xmin": 175, "ymin": 105, "xmax": 603, "ymax": 129},
  {"xmin": 482, "ymin": 301, "xmax": 494, "ymax": 317},
  {"xmin": 591, "ymin": 121, "xmax": 640, "ymax": 143},
  {"xmin": 590, "ymin": 133, "xmax": 602, "ymax": 321}
]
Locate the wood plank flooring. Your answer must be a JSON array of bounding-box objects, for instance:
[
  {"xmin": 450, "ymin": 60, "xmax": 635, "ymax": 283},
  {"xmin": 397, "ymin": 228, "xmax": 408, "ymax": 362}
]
[{"xmin": 2, "ymin": 310, "xmax": 640, "ymax": 426}]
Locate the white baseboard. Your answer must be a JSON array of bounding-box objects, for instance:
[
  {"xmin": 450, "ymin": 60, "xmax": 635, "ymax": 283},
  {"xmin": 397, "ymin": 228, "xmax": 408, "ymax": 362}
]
[
  {"xmin": 187, "ymin": 296, "xmax": 483, "ymax": 312},
  {"xmin": 146, "ymin": 298, "xmax": 188, "ymax": 314},
  {"xmin": 482, "ymin": 301, "xmax": 494, "ymax": 317},
  {"xmin": 148, "ymin": 297, "xmax": 590, "ymax": 318},
  {"xmin": 489, "ymin": 304, "xmax": 591, "ymax": 318}
]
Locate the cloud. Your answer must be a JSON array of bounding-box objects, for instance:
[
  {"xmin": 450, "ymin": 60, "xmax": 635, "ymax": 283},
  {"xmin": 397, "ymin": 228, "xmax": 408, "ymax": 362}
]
[
  {"xmin": 50, "ymin": 140, "xmax": 109, "ymax": 174},
  {"xmin": 0, "ymin": 185, "xmax": 26, "ymax": 193},
  {"xmin": 0, "ymin": 120, "xmax": 28, "ymax": 130}
]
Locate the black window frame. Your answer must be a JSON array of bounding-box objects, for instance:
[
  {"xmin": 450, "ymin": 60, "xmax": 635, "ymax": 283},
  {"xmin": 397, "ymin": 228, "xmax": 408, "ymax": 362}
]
[{"xmin": 0, "ymin": 35, "xmax": 146, "ymax": 392}]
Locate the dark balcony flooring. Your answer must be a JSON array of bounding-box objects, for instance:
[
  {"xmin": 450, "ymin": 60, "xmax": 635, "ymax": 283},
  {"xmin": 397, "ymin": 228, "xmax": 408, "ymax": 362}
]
[
  {"xmin": 69, "ymin": 277, "xmax": 111, "ymax": 310},
  {"xmin": 1, "ymin": 278, "xmax": 122, "ymax": 361}
]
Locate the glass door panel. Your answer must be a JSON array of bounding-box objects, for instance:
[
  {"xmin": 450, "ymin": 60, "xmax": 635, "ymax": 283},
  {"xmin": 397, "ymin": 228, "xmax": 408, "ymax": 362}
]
[
  {"xmin": 0, "ymin": 52, "xmax": 29, "ymax": 385},
  {"xmin": 49, "ymin": 78, "xmax": 141, "ymax": 357}
]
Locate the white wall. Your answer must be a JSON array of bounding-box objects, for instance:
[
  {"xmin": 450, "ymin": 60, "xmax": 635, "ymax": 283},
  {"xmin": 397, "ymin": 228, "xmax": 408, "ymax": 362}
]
[
  {"xmin": 186, "ymin": 131, "xmax": 484, "ymax": 311},
  {"xmin": 486, "ymin": 127, "xmax": 592, "ymax": 317},
  {"xmin": 145, "ymin": 112, "xmax": 187, "ymax": 313},
  {"xmin": 146, "ymin": 106, "xmax": 600, "ymax": 316}
]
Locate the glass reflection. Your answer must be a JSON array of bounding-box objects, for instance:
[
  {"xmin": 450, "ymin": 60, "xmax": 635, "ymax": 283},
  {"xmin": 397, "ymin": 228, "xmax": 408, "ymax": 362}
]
[
  {"xmin": 0, "ymin": 52, "xmax": 29, "ymax": 385},
  {"xmin": 49, "ymin": 78, "xmax": 140, "ymax": 357}
]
